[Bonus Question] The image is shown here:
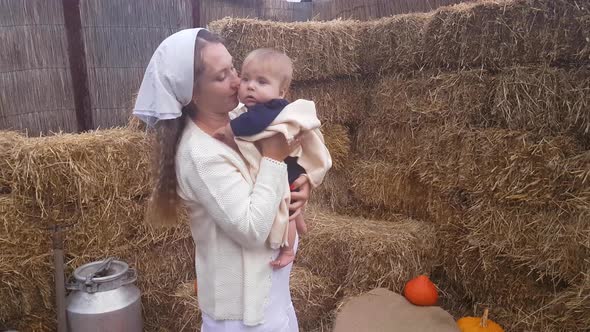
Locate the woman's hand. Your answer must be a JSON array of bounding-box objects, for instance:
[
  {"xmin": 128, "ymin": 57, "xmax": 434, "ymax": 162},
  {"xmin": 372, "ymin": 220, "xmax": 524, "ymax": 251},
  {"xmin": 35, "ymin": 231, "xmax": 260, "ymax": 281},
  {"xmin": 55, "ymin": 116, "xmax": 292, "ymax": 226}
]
[
  {"xmin": 289, "ymin": 174, "xmax": 311, "ymax": 221},
  {"xmin": 260, "ymin": 134, "xmax": 300, "ymax": 162}
]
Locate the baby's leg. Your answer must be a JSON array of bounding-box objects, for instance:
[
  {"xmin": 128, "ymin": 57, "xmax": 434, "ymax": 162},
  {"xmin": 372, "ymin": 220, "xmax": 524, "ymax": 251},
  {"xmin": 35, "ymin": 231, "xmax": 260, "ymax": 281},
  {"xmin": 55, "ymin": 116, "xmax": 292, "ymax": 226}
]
[
  {"xmin": 294, "ymin": 213, "xmax": 307, "ymax": 235},
  {"xmin": 270, "ymin": 220, "xmax": 297, "ymax": 269}
]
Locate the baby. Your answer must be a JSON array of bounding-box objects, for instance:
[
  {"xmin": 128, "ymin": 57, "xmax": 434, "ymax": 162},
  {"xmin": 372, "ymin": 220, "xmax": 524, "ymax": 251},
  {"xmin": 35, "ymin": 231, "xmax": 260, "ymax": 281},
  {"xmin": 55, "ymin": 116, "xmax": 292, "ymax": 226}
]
[{"xmin": 215, "ymin": 48, "xmax": 329, "ymax": 268}]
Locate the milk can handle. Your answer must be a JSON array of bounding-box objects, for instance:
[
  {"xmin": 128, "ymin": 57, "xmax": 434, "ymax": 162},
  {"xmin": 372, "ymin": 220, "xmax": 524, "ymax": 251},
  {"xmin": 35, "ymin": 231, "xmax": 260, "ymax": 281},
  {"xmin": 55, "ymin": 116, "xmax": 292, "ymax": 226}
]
[
  {"xmin": 66, "ymin": 268, "xmax": 138, "ymax": 292},
  {"xmin": 83, "ymin": 257, "xmax": 115, "ymax": 286},
  {"xmin": 122, "ymin": 268, "xmax": 137, "ymax": 285}
]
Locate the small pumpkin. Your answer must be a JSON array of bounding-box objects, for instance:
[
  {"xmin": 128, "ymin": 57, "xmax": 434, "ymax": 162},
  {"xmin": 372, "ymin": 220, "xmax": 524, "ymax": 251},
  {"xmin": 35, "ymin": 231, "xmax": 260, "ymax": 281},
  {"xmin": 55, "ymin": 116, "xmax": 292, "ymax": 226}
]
[
  {"xmin": 403, "ymin": 275, "xmax": 438, "ymax": 306},
  {"xmin": 457, "ymin": 308, "xmax": 504, "ymax": 332}
]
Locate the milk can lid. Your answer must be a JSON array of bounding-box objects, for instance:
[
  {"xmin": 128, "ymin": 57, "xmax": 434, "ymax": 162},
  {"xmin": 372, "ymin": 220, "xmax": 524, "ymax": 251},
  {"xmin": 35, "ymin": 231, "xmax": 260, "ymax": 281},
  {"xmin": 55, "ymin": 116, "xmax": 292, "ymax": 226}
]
[{"xmin": 73, "ymin": 258, "xmax": 129, "ymax": 284}]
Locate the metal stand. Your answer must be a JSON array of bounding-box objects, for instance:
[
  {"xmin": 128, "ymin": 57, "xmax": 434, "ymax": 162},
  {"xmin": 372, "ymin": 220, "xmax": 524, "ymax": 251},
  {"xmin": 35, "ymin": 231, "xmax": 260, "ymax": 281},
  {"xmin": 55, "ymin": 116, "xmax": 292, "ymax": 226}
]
[{"xmin": 47, "ymin": 224, "xmax": 72, "ymax": 332}]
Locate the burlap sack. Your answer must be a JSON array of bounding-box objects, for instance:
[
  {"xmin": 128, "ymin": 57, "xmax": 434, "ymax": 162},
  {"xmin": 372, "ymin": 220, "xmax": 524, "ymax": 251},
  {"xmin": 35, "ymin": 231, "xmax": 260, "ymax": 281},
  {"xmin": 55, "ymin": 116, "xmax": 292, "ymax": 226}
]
[{"xmin": 333, "ymin": 288, "xmax": 460, "ymax": 332}]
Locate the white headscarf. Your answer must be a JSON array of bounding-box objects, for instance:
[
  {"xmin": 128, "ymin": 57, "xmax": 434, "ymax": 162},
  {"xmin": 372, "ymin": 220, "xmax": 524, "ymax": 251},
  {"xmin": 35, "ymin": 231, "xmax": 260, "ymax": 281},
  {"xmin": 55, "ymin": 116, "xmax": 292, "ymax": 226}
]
[{"xmin": 133, "ymin": 28, "xmax": 204, "ymax": 127}]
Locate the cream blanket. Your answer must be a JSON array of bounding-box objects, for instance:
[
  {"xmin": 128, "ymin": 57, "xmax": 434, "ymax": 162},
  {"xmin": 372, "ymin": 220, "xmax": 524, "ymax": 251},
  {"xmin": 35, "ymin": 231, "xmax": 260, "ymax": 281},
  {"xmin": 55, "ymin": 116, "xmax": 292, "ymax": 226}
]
[{"xmin": 234, "ymin": 99, "xmax": 332, "ymax": 248}]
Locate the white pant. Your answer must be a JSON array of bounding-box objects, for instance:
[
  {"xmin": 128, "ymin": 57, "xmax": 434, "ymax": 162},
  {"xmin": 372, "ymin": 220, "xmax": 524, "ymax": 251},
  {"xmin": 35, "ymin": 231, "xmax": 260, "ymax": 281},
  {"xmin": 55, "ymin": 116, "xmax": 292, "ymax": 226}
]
[{"xmin": 201, "ymin": 238, "xmax": 299, "ymax": 332}]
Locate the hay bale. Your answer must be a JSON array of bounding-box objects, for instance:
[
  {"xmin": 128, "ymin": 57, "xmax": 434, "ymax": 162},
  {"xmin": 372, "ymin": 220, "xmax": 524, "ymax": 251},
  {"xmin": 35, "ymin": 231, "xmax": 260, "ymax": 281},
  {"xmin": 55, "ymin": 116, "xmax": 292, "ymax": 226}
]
[
  {"xmin": 0, "ymin": 131, "xmax": 24, "ymax": 193},
  {"xmin": 429, "ymin": 267, "xmax": 474, "ymax": 320},
  {"xmin": 309, "ymin": 169, "xmax": 352, "ymax": 213},
  {"xmin": 411, "ymin": 128, "xmax": 589, "ymax": 211},
  {"xmin": 289, "ymin": 78, "xmax": 372, "ymax": 125},
  {"xmin": 131, "ymin": 236, "xmax": 197, "ymax": 332},
  {"xmin": 423, "ymin": 0, "xmax": 590, "ymax": 70},
  {"xmin": 314, "ymin": 124, "xmax": 352, "ymax": 215},
  {"xmin": 125, "ymin": 91, "xmax": 145, "ymax": 132},
  {"xmin": 443, "ymin": 242, "xmax": 588, "ymax": 332},
  {"xmin": 321, "ymin": 123, "xmax": 350, "ymax": 172},
  {"xmin": 307, "ymin": 125, "xmax": 352, "ymax": 209},
  {"xmin": 171, "ymin": 281, "xmax": 202, "ymax": 331},
  {"xmin": 461, "ymin": 202, "xmax": 590, "ymax": 284},
  {"xmin": 355, "ymin": 125, "xmax": 589, "ymax": 213},
  {"xmin": 349, "ymin": 153, "xmax": 589, "ymax": 330},
  {"xmin": 351, "ymin": 127, "xmax": 590, "ymax": 281},
  {"xmin": 355, "ymin": 70, "xmax": 493, "ymax": 159},
  {"xmin": 437, "ymin": 219, "xmax": 560, "ymax": 310},
  {"xmin": 0, "ymin": 130, "xmax": 24, "ymax": 150},
  {"xmin": 208, "ymin": 17, "xmax": 362, "ymax": 81},
  {"xmin": 437, "ymin": 215, "xmax": 590, "ymax": 331},
  {"xmin": 443, "ymin": 202, "xmax": 589, "ymax": 287},
  {"xmin": 372, "ymin": 70, "xmax": 493, "ymax": 128},
  {"xmin": 349, "ymin": 131, "xmax": 589, "ymax": 282},
  {"xmin": 488, "ymin": 275, "xmax": 590, "ymax": 332},
  {"xmin": 359, "ymin": 67, "xmax": 590, "ymax": 153},
  {"xmin": 290, "ymin": 266, "xmax": 339, "ymax": 331},
  {"xmin": 542, "ymin": 273, "xmax": 590, "ymax": 332},
  {"xmin": 298, "ymin": 208, "xmax": 437, "ymax": 296},
  {"xmin": 0, "ymin": 195, "xmax": 52, "ymax": 330},
  {"xmin": 127, "ymin": 114, "xmax": 146, "ymax": 132},
  {"xmin": 361, "ymin": 13, "xmax": 432, "ymax": 74},
  {"xmin": 347, "ymin": 159, "xmax": 455, "ymax": 221},
  {"xmin": 9, "ymin": 128, "xmax": 151, "ymax": 217},
  {"xmin": 57, "ymin": 201, "xmax": 190, "ymax": 265},
  {"xmin": 490, "ymin": 66, "xmax": 590, "ymax": 148}
]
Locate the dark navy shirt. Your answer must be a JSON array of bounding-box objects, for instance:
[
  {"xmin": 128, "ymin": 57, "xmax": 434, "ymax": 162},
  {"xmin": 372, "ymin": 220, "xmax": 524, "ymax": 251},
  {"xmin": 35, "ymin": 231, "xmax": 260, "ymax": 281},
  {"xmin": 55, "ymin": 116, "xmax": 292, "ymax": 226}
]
[{"xmin": 230, "ymin": 99, "xmax": 306, "ymax": 185}]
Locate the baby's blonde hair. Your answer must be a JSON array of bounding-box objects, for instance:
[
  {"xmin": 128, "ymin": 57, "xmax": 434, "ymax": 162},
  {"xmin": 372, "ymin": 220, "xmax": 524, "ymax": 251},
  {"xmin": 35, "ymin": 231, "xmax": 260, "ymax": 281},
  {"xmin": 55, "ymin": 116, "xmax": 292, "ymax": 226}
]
[{"xmin": 242, "ymin": 48, "xmax": 293, "ymax": 92}]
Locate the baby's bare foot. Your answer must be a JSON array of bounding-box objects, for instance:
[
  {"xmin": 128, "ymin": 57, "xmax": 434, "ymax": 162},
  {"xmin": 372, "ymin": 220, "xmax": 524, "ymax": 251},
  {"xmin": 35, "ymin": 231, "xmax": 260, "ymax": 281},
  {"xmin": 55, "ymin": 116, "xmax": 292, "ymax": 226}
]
[{"xmin": 270, "ymin": 249, "xmax": 295, "ymax": 269}]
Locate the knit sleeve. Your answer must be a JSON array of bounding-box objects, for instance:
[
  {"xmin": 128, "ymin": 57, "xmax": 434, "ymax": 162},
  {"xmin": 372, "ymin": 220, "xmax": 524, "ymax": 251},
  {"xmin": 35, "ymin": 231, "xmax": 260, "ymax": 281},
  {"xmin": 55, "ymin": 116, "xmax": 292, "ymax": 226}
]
[{"xmin": 179, "ymin": 149, "xmax": 287, "ymax": 249}]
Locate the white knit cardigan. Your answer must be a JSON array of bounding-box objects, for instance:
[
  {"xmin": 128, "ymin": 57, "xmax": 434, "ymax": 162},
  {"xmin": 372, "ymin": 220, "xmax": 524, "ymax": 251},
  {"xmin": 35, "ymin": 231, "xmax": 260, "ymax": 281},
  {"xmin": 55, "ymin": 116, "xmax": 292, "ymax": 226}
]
[{"xmin": 175, "ymin": 118, "xmax": 287, "ymax": 326}]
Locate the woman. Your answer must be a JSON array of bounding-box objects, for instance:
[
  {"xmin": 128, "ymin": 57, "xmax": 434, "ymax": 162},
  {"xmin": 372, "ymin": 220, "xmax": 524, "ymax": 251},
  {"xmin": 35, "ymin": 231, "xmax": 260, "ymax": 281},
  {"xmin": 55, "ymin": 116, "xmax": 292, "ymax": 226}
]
[{"xmin": 133, "ymin": 28, "xmax": 310, "ymax": 331}]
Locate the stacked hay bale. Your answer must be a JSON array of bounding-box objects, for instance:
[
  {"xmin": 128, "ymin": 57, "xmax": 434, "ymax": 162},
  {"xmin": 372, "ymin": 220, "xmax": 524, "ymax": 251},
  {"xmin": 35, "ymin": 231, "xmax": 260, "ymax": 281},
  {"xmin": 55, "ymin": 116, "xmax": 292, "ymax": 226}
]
[
  {"xmin": 297, "ymin": 208, "xmax": 438, "ymax": 298},
  {"xmin": 422, "ymin": 0, "xmax": 589, "ymax": 70},
  {"xmin": 0, "ymin": 131, "xmax": 23, "ymax": 194},
  {"xmin": 0, "ymin": 194, "xmax": 53, "ymax": 331},
  {"xmin": 346, "ymin": 0, "xmax": 590, "ymax": 330},
  {"xmin": 0, "ymin": 128, "xmax": 199, "ymax": 331}
]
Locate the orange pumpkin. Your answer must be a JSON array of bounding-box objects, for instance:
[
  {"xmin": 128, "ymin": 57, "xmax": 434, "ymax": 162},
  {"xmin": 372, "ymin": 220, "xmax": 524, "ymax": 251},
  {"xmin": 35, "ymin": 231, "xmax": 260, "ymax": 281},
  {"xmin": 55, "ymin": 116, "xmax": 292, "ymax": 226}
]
[
  {"xmin": 457, "ymin": 308, "xmax": 504, "ymax": 332},
  {"xmin": 403, "ymin": 275, "xmax": 438, "ymax": 306}
]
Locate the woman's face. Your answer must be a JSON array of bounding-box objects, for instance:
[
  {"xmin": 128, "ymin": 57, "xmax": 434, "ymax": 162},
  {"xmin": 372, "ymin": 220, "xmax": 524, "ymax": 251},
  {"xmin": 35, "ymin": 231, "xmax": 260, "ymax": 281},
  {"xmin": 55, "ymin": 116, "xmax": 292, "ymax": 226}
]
[{"xmin": 193, "ymin": 42, "xmax": 240, "ymax": 115}]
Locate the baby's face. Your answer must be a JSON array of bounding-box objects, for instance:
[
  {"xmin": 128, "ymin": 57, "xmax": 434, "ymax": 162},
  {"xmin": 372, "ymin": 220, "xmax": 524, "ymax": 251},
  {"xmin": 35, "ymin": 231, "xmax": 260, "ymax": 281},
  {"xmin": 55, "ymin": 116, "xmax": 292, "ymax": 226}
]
[{"xmin": 238, "ymin": 61, "xmax": 284, "ymax": 107}]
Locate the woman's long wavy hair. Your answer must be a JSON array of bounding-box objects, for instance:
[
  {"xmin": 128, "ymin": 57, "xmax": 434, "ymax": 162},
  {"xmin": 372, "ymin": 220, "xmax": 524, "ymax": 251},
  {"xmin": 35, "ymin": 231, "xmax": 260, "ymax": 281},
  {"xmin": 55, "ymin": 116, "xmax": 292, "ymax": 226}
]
[{"xmin": 146, "ymin": 30, "xmax": 224, "ymax": 226}]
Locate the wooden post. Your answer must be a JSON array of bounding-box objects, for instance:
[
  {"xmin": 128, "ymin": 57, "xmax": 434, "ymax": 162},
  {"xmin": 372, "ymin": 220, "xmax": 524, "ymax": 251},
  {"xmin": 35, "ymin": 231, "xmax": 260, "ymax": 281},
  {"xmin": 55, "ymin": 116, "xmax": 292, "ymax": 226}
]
[
  {"xmin": 192, "ymin": 0, "xmax": 201, "ymax": 28},
  {"xmin": 62, "ymin": 0, "xmax": 92, "ymax": 132},
  {"xmin": 52, "ymin": 227, "xmax": 67, "ymax": 332}
]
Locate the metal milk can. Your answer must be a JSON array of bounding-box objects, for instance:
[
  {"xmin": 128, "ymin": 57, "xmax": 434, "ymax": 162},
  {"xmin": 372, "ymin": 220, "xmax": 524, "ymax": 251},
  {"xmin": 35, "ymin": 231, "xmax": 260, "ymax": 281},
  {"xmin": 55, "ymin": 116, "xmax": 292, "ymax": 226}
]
[{"xmin": 66, "ymin": 257, "xmax": 143, "ymax": 332}]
